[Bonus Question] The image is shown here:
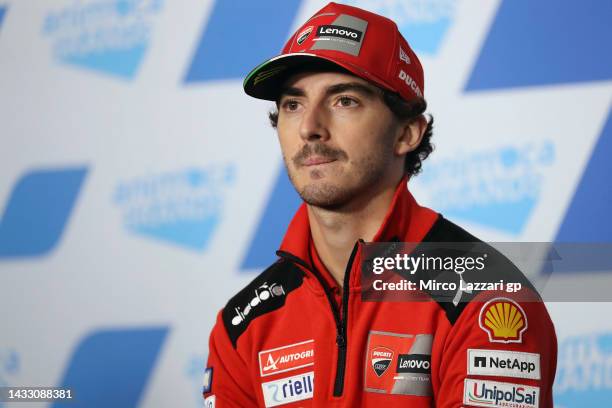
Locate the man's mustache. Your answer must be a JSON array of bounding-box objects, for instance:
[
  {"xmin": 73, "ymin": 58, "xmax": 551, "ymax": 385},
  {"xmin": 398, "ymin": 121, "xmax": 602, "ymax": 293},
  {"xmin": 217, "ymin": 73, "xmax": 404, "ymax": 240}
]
[{"xmin": 292, "ymin": 143, "xmax": 348, "ymax": 167}]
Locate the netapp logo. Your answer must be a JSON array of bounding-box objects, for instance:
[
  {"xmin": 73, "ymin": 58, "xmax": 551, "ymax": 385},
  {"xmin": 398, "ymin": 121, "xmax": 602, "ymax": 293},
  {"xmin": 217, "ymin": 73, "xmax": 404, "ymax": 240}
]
[
  {"xmin": 396, "ymin": 354, "xmax": 431, "ymax": 374},
  {"xmin": 468, "ymin": 349, "xmax": 541, "ymax": 380},
  {"xmin": 316, "ymin": 25, "xmax": 362, "ymax": 41}
]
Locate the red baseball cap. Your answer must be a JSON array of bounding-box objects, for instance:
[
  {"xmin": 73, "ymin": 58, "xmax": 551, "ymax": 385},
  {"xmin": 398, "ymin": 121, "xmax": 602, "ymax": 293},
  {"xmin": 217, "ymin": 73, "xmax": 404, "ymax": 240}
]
[{"xmin": 243, "ymin": 2, "xmax": 424, "ymax": 102}]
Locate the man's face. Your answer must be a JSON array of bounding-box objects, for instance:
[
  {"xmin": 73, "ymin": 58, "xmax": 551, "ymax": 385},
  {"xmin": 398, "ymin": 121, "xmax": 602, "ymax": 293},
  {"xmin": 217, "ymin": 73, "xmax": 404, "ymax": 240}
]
[{"xmin": 276, "ymin": 71, "xmax": 402, "ymax": 210}]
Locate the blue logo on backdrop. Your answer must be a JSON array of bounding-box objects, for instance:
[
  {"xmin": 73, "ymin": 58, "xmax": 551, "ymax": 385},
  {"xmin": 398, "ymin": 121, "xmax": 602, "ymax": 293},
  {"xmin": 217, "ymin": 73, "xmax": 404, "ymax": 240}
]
[
  {"xmin": 0, "ymin": 349, "xmax": 19, "ymax": 408},
  {"xmin": 53, "ymin": 327, "xmax": 168, "ymax": 408},
  {"xmin": 185, "ymin": 354, "xmax": 207, "ymax": 407},
  {"xmin": 184, "ymin": 0, "xmax": 302, "ymax": 82},
  {"xmin": 0, "ymin": 6, "xmax": 7, "ymax": 31},
  {"xmin": 241, "ymin": 166, "xmax": 300, "ymax": 271},
  {"xmin": 412, "ymin": 141, "xmax": 555, "ymax": 234},
  {"xmin": 114, "ymin": 165, "xmax": 235, "ymax": 251},
  {"xmin": 42, "ymin": 0, "xmax": 163, "ymax": 79},
  {"xmin": 342, "ymin": 0, "xmax": 457, "ymax": 54},
  {"xmin": 555, "ymin": 332, "xmax": 612, "ymax": 406},
  {"xmin": 0, "ymin": 167, "xmax": 88, "ymax": 259},
  {"xmin": 556, "ymin": 110, "xmax": 612, "ymax": 242},
  {"xmin": 466, "ymin": 0, "xmax": 612, "ymax": 91}
]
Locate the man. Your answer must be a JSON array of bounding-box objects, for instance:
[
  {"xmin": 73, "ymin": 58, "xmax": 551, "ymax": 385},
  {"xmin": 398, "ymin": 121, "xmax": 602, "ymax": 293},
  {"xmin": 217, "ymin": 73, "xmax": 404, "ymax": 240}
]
[{"xmin": 203, "ymin": 2, "xmax": 556, "ymax": 407}]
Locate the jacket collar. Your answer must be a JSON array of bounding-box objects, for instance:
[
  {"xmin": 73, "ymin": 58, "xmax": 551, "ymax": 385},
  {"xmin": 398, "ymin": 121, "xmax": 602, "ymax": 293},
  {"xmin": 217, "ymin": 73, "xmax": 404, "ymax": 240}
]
[{"xmin": 277, "ymin": 177, "xmax": 439, "ymax": 271}]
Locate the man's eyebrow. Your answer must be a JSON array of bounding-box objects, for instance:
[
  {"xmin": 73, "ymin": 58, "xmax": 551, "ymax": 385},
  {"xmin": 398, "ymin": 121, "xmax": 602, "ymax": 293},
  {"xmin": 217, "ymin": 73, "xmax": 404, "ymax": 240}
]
[
  {"xmin": 278, "ymin": 82, "xmax": 380, "ymax": 101},
  {"xmin": 324, "ymin": 82, "xmax": 379, "ymax": 98},
  {"xmin": 279, "ymin": 87, "xmax": 305, "ymax": 99}
]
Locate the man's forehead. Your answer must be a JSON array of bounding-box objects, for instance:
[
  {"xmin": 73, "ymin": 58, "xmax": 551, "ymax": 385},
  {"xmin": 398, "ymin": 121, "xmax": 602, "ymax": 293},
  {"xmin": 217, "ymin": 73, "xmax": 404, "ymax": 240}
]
[{"xmin": 280, "ymin": 70, "xmax": 379, "ymax": 96}]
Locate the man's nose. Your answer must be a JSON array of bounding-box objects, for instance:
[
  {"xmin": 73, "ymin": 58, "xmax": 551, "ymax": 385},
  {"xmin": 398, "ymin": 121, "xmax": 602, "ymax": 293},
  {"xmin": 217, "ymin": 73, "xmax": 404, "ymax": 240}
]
[{"xmin": 299, "ymin": 104, "xmax": 330, "ymax": 142}]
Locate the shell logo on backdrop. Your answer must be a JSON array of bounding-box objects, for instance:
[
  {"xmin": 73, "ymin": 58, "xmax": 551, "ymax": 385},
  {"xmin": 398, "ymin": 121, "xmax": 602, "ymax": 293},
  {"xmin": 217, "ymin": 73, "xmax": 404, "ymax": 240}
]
[
  {"xmin": 41, "ymin": 0, "xmax": 163, "ymax": 79},
  {"xmin": 412, "ymin": 140, "xmax": 555, "ymax": 235},
  {"xmin": 113, "ymin": 165, "xmax": 235, "ymax": 251},
  {"xmin": 555, "ymin": 332, "xmax": 612, "ymax": 407},
  {"xmin": 342, "ymin": 0, "xmax": 457, "ymax": 54}
]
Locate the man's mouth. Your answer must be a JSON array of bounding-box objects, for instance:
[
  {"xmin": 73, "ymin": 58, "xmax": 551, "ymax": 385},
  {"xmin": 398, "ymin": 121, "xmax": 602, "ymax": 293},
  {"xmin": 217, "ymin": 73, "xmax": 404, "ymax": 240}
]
[{"xmin": 302, "ymin": 156, "xmax": 337, "ymax": 167}]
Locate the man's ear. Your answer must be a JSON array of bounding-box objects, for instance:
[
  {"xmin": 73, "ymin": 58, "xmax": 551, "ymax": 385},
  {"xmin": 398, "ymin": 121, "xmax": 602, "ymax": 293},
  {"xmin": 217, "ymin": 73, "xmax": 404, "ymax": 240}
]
[{"xmin": 395, "ymin": 115, "xmax": 427, "ymax": 156}]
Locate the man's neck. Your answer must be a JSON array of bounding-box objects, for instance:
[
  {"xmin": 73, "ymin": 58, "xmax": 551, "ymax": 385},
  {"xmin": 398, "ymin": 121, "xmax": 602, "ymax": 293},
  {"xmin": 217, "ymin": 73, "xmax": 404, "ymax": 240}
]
[{"xmin": 307, "ymin": 176, "xmax": 403, "ymax": 287}]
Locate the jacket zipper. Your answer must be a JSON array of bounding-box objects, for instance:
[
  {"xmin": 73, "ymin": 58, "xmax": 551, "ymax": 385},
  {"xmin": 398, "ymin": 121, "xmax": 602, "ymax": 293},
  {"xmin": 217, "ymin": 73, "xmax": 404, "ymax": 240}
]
[{"xmin": 277, "ymin": 240, "xmax": 361, "ymax": 397}]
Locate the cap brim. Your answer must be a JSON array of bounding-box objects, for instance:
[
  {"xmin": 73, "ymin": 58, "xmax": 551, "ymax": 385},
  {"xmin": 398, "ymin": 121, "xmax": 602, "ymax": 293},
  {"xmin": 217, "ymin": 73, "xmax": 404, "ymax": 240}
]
[{"xmin": 243, "ymin": 53, "xmax": 393, "ymax": 101}]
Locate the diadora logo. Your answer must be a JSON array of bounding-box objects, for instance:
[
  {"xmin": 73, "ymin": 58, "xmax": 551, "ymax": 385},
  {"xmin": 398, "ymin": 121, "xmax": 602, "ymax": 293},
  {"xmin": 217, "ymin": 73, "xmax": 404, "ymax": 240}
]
[
  {"xmin": 342, "ymin": 0, "xmax": 457, "ymax": 54},
  {"xmin": 184, "ymin": 0, "xmax": 302, "ymax": 83},
  {"xmin": 468, "ymin": 349, "xmax": 541, "ymax": 380},
  {"xmin": 0, "ymin": 166, "xmax": 88, "ymax": 259},
  {"xmin": 371, "ymin": 347, "xmax": 394, "ymax": 376},
  {"xmin": 42, "ymin": 0, "xmax": 163, "ymax": 79},
  {"xmin": 231, "ymin": 281, "xmax": 286, "ymax": 326},
  {"xmin": 258, "ymin": 340, "xmax": 315, "ymax": 377},
  {"xmin": 412, "ymin": 140, "xmax": 555, "ymax": 235},
  {"xmin": 464, "ymin": 379, "xmax": 539, "ymax": 408},
  {"xmin": 555, "ymin": 331, "xmax": 612, "ymax": 406},
  {"xmin": 261, "ymin": 371, "xmax": 314, "ymax": 407},
  {"xmin": 113, "ymin": 165, "xmax": 235, "ymax": 251}
]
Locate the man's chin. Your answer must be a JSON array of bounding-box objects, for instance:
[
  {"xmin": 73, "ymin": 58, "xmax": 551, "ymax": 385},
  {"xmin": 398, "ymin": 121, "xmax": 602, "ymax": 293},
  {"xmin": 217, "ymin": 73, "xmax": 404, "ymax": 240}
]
[{"xmin": 298, "ymin": 181, "xmax": 351, "ymax": 210}]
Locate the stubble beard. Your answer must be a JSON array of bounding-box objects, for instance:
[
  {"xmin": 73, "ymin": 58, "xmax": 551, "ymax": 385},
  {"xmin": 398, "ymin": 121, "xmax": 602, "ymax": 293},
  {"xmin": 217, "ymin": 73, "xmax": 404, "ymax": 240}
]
[{"xmin": 285, "ymin": 143, "xmax": 393, "ymax": 211}]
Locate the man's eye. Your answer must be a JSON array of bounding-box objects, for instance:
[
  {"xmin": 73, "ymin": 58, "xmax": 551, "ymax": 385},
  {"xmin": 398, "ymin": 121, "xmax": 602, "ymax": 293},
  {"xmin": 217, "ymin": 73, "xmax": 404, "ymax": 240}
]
[
  {"xmin": 337, "ymin": 96, "xmax": 358, "ymax": 107},
  {"xmin": 282, "ymin": 100, "xmax": 300, "ymax": 111}
]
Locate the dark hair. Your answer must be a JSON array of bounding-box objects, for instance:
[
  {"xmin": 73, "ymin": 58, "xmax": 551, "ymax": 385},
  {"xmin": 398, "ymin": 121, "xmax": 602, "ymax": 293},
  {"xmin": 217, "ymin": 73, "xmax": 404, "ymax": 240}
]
[{"xmin": 268, "ymin": 91, "xmax": 434, "ymax": 177}]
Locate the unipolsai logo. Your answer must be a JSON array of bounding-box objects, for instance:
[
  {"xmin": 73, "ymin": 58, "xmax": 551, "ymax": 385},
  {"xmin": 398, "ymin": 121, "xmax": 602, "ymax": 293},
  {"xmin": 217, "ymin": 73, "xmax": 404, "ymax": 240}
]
[
  {"xmin": 114, "ymin": 164, "xmax": 235, "ymax": 251},
  {"xmin": 555, "ymin": 332, "xmax": 612, "ymax": 407},
  {"xmin": 42, "ymin": 0, "xmax": 163, "ymax": 79},
  {"xmin": 0, "ymin": 349, "xmax": 19, "ymax": 408},
  {"xmin": 341, "ymin": 0, "xmax": 457, "ymax": 54},
  {"xmin": 412, "ymin": 140, "xmax": 555, "ymax": 235}
]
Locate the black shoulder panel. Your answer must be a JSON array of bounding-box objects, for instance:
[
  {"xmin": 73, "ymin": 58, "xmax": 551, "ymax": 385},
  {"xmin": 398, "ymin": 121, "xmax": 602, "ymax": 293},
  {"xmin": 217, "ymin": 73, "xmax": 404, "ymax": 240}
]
[
  {"xmin": 414, "ymin": 215, "xmax": 538, "ymax": 325},
  {"xmin": 222, "ymin": 259, "xmax": 304, "ymax": 348}
]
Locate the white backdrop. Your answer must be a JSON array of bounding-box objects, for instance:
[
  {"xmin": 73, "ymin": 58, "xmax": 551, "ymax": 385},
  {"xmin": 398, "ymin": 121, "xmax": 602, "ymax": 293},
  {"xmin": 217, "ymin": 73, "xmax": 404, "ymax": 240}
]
[{"xmin": 0, "ymin": 0, "xmax": 610, "ymax": 407}]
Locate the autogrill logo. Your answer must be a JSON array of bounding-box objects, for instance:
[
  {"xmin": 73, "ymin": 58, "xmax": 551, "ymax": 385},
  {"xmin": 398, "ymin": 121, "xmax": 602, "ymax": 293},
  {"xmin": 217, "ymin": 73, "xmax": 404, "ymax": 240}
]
[
  {"xmin": 259, "ymin": 340, "xmax": 315, "ymax": 377},
  {"xmin": 316, "ymin": 24, "xmax": 362, "ymax": 41}
]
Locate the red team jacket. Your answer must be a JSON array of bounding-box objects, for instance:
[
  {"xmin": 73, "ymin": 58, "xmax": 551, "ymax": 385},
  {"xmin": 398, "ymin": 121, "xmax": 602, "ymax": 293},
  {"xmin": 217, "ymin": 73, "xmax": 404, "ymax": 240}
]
[{"xmin": 203, "ymin": 181, "xmax": 557, "ymax": 407}]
